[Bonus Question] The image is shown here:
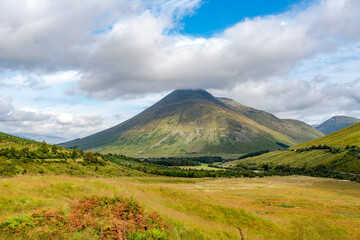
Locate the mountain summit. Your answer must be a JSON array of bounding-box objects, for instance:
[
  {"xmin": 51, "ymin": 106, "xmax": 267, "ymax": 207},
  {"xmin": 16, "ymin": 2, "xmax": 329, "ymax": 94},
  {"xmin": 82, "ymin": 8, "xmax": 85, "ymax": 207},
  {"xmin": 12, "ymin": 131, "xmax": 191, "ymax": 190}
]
[
  {"xmin": 61, "ymin": 89, "xmax": 323, "ymax": 156},
  {"xmin": 316, "ymin": 116, "xmax": 360, "ymax": 135},
  {"xmin": 156, "ymin": 89, "xmax": 224, "ymax": 106}
]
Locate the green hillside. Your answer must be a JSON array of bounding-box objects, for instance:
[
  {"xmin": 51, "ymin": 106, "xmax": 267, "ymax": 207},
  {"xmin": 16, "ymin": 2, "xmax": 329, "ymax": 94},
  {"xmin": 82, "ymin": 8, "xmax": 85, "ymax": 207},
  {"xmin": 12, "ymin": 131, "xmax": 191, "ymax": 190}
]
[
  {"xmin": 294, "ymin": 121, "xmax": 360, "ymax": 149},
  {"xmin": 316, "ymin": 116, "xmax": 360, "ymax": 135},
  {"xmin": 219, "ymin": 98, "xmax": 323, "ymax": 143},
  {"xmin": 225, "ymin": 122, "xmax": 360, "ymax": 174},
  {"xmin": 0, "ymin": 132, "xmax": 144, "ymax": 177},
  {"xmin": 0, "ymin": 132, "xmax": 39, "ymax": 147},
  {"xmin": 61, "ymin": 89, "xmax": 323, "ymax": 156}
]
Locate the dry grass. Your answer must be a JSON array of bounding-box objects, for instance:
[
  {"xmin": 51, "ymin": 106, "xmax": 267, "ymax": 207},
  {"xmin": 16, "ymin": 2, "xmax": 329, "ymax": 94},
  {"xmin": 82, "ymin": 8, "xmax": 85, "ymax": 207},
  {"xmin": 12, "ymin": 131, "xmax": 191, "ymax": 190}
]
[{"xmin": 0, "ymin": 175, "xmax": 359, "ymax": 239}]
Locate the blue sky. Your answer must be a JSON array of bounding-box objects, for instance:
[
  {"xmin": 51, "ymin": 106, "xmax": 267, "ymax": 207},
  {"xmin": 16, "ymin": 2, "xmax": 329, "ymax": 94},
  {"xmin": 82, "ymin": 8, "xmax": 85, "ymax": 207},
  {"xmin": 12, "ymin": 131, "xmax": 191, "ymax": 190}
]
[
  {"xmin": 0, "ymin": 0, "xmax": 360, "ymax": 142},
  {"xmin": 181, "ymin": 0, "xmax": 306, "ymax": 36}
]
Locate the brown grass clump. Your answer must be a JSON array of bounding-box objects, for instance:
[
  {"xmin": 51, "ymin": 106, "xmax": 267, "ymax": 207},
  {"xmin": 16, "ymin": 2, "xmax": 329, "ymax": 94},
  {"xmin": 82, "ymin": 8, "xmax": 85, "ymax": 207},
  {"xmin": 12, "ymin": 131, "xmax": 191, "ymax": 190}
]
[
  {"xmin": 0, "ymin": 195, "xmax": 169, "ymax": 240},
  {"xmin": 68, "ymin": 195, "xmax": 168, "ymax": 239}
]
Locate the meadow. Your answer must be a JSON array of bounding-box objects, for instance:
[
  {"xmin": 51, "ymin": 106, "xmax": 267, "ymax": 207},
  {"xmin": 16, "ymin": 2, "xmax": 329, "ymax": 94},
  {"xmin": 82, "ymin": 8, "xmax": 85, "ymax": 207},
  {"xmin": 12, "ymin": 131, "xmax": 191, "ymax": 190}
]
[
  {"xmin": 178, "ymin": 163, "xmax": 221, "ymax": 171},
  {"xmin": 0, "ymin": 175, "xmax": 359, "ymax": 239}
]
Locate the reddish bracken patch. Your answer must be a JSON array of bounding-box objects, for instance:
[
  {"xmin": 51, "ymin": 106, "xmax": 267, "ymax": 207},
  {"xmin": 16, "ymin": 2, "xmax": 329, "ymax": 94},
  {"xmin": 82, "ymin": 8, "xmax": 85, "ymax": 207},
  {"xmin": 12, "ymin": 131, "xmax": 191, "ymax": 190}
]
[
  {"xmin": 67, "ymin": 195, "xmax": 167, "ymax": 239},
  {"xmin": 1, "ymin": 195, "xmax": 169, "ymax": 240}
]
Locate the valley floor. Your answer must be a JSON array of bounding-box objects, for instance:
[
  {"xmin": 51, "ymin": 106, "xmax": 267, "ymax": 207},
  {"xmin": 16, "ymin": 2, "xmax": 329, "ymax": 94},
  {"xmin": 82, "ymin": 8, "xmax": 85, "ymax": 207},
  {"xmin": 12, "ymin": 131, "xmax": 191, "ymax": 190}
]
[{"xmin": 0, "ymin": 175, "xmax": 359, "ymax": 239}]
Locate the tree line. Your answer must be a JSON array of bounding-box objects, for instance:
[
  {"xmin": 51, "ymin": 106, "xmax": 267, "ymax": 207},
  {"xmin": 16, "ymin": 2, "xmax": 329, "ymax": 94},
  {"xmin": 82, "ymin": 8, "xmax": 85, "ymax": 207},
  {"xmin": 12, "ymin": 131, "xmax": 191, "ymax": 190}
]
[
  {"xmin": 0, "ymin": 142, "xmax": 104, "ymax": 165},
  {"xmin": 105, "ymin": 154, "xmax": 360, "ymax": 182},
  {"xmin": 143, "ymin": 156, "xmax": 224, "ymax": 166}
]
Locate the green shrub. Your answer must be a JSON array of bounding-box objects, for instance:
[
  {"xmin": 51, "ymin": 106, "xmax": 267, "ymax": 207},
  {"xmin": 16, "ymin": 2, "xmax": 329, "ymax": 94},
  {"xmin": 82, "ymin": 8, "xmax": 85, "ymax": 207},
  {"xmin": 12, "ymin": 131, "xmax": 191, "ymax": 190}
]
[
  {"xmin": 0, "ymin": 216, "xmax": 35, "ymax": 233},
  {"xmin": 278, "ymin": 203, "xmax": 296, "ymax": 208}
]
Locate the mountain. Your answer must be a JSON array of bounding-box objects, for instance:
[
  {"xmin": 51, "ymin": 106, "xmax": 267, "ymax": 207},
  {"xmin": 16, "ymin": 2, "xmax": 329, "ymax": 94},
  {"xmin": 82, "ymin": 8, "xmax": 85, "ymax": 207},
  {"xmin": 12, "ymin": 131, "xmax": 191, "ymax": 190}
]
[
  {"xmin": 61, "ymin": 89, "xmax": 323, "ymax": 156},
  {"xmin": 218, "ymin": 98, "xmax": 322, "ymax": 143},
  {"xmin": 315, "ymin": 116, "xmax": 360, "ymax": 135},
  {"xmin": 226, "ymin": 122, "xmax": 360, "ymax": 174},
  {"xmin": 294, "ymin": 121, "xmax": 360, "ymax": 149},
  {"xmin": 10, "ymin": 132, "xmax": 68, "ymax": 144}
]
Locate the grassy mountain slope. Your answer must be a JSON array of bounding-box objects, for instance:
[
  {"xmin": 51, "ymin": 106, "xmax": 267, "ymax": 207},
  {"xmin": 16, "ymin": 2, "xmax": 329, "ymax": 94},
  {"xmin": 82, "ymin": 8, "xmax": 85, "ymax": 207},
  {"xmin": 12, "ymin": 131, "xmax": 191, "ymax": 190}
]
[
  {"xmin": 294, "ymin": 122, "xmax": 360, "ymax": 149},
  {"xmin": 225, "ymin": 122, "xmax": 360, "ymax": 174},
  {"xmin": 0, "ymin": 132, "xmax": 39, "ymax": 147},
  {"xmin": 61, "ymin": 89, "xmax": 323, "ymax": 156},
  {"xmin": 316, "ymin": 116, "xmax": 360, "ymax": 135},
  {"xmin": 219, "ymin": 98, "xmax": 323, "ymax": 142},
  {"xmin": 90, "ymin": 100, "xmax": 298, "ymax": 155},
  {"xmin": 226, "ymin": 150, "xmax": 360, "ymax": 173}
]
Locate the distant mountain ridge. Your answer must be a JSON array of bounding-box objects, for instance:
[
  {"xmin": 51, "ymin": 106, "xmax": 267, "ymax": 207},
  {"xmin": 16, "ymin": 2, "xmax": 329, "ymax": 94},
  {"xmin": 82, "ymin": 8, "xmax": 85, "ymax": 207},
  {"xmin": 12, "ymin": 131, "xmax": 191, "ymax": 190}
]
[
  {"xmin": 61, "ymin": 89, "xmax": 323, "ymax": 156},
  {"xmin": 10, "ymin": 132, "xmax": 68, "ymax": 144},
  {"xmin": 316, "ymin": 116, "xmax": 360, "ymax": 135}
]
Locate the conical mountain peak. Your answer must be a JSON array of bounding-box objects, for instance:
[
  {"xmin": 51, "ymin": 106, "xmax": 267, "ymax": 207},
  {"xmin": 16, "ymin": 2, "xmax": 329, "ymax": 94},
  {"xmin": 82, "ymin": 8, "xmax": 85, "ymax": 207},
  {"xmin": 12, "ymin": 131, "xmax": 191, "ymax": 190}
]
[
  {"xmin": 61, "ymin": 89, "xmax": 323, "ymax": 156},
  {"xmin": 156, "ymin": 89, "xmax": 223, "ymax": 106}
]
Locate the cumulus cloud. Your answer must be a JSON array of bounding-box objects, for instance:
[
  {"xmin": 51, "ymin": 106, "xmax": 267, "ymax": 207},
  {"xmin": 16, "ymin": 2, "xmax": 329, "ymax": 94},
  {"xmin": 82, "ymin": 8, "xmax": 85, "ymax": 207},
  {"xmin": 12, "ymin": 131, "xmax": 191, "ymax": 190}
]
[
  {"xmin": 0, "ymin": 70, "xmax": 81, "ymax": 91},
  {"xmin": 210, "ymin": 76, "xmax": 360, "ymax": 125},
  {"xmin": 0, "ymin": 96, "xmax": 103, "ymax": 139},
  {"xmin": 0, "ymin": 0, "xmax": 201, "ymax": 72},
  {"xmin": 0, "ymin": 96, "xmax": 52, "ymax": 125},
  {"xmin": 0, "ymin": 0, "xmax": 359, "ymax": 99},
  {"xmin": 0, "ymin": 0, "xmax": 360, "ymax": 137},
  {"xmin": 78, "ymin": 0, "xmax": 360, "ymax": 99},
  {"xmin": 56, "ymin": 113, "xmax": 102, "ymax": 127}
]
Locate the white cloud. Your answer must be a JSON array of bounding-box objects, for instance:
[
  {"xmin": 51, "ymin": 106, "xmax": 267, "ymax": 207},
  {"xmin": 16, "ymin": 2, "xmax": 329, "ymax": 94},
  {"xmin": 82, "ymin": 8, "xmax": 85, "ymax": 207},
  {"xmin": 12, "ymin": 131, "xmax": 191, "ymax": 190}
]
[
  {"xmin": 210, "ymin": 75, "xmax": 360, "ymax": 125},
  {"xmin": 1, "ymin": 0, "xmax": 359, "ymax": 99},
  {"xmin": 75, "ymin": 0, "xmax": 360, "ymax": 99},
  {"xmin": 0, "ymin": 0, "xmax": 360, "ymax": 137},
  {"xmin": 0, "ymin": 96, "xmax": 51, "ymax": 123},
  {"xmin": 56, "ymin": 113, "xmax": 73, "ymax": 125},
  {"xmin": 42, "ymin": 71, "xmax": 80, "ymax": 84},
  {"xmin": 0, "ymin": 95, "xmax": 103, "ymax": 139},
  {"xmin": 0, "ymin": 96, "xmax": 14, "ymax": 116}
]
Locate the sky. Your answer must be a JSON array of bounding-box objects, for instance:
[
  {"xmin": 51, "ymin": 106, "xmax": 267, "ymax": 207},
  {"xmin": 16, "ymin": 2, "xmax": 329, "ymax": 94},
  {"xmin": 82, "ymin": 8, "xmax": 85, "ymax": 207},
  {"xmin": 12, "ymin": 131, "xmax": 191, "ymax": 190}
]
[
  {"xmin": 0, "ymin": 0, "xmax": 360, "ymax": 143},
  {"xmin": 181, "ymin": 0, "xmax": 307, "ymax": 36}
]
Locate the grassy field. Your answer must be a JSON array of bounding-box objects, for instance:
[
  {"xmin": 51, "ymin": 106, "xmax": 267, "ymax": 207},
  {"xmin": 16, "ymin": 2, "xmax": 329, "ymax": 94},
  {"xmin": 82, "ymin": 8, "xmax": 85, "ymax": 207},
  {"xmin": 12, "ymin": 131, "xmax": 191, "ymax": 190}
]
[
  {"xmin": 0, "ymin": 175, "xmax": 359, "ymax": 239},
  {"xmin": 179, "ymin": 163, "xmax": 221, "ymax": 171},
  {"xmin": 127, "ymin": 152, "xmax": 242, "ymax": 160}
]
